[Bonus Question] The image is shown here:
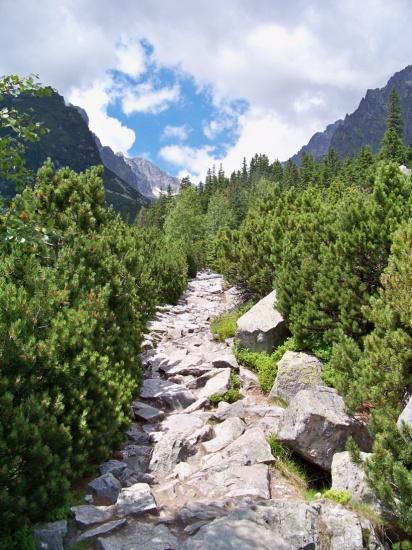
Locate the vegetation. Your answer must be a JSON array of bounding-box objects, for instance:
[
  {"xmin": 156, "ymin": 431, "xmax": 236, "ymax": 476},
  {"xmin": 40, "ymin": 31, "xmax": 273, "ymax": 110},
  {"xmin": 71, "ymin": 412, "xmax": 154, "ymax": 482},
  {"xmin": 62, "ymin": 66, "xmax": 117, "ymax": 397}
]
[
  {"xmin": 208, "ymin": 373, "xmax": 242, "ymax": 404},
  {"xmin": 210, "ymin": 302, "xmax": 253, "ymax": 342}
]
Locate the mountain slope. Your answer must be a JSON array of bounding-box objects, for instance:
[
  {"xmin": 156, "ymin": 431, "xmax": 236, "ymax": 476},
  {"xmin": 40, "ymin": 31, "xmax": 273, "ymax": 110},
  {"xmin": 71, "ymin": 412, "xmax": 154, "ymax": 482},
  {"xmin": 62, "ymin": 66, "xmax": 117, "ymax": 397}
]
[
  {"xmin": 0, "ymin": 89, "xmax": 149, "ymax": 220},
  {"xmin": 290, "ymin": 64, "xmax": 412, "ymax": 163},
  {"xmin": 97, "ymin": 139, "xmax": 180, "ymax": 198}
]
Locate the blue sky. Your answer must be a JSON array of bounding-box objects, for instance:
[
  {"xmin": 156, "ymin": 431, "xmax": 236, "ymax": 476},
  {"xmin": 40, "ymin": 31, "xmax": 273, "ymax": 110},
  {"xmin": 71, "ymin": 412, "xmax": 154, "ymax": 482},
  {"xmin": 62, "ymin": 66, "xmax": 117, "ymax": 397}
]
[{"xmin": 2, "ymin": 0, "xmax": 412, "ymax": 181}]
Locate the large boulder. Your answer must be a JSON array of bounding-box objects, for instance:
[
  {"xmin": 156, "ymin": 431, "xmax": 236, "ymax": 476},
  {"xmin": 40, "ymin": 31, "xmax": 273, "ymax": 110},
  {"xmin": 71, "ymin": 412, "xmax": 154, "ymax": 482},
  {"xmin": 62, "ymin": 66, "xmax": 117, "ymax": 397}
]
[
  {"xmin": 203, "ymin": 417, "xmax": 246, "ymax": 453},
  {"xmin": 269, "ymin": 351, "xmax": 324, "ymax": 402},
  {"xmin": 87, "ymin": 473, "xmax": 122, "ymax": 503},
  {"xmin": 140, "ymin": 378, "xmax": 196, "ymax": 409},
  {"xmin": 197, "ymin": 368, "xmax": 231, "ymax": 399},
  {"xmin": 115, "ymin": 483, "xmax": 157, "ymax": 516},
  {"xmin": 332, "ymin": 451, "xmax": 383, "ymax": 514},
  {"xmin": 235, "ymin": 290, "xmax": 288, "ymax": 352},
  {"xmin": 277, "ymin": 386, "xmax": 371, "ymax": 470},
  {"xmin": 97, "ymin": 521, "xmax": 179, "ymax": 550},
  {"xmin": 33, "ymin": 520, "xmax": 67, "ymax": 550},
  {"xmin": 397, "ymin": 395, "xmax": 412, "ymax": 433}
]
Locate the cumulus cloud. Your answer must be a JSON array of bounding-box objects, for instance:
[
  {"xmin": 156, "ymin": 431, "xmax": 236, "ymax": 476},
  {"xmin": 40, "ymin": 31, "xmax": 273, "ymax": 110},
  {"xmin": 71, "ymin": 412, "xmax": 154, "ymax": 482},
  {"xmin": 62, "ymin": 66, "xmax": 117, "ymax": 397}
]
[
  {"xmin": 161, "ymin": 124, "xmax": 190, "ymax": 141},
  {"xmin": 122, "ymin": 83, "xmax": 180, "ymax": 115},
  {"xmin": 159, "ymin": 144, "xmax": 215, "ymax": 181},
  {"xmin": 69, "ymin": 79, "xmax": 135, "ymax": 154}
]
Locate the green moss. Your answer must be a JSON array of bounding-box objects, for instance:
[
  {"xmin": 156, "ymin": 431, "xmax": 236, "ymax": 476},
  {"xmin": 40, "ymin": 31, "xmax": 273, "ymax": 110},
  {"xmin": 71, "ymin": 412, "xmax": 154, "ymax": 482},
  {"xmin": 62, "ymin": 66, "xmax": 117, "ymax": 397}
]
[
  {"xmin": 209, "ymin": 388, "xmax": 242, "ymax": 405},
  {"xmin": 322, "ymin": 488, "xmax": 352, "ymax": 505}
]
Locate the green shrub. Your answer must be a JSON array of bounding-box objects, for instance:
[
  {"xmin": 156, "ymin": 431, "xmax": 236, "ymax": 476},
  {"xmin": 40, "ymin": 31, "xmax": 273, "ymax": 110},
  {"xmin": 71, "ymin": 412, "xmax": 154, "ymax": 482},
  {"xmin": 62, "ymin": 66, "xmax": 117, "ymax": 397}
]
[
  {"xmin": 211, "ymin": 302, "xmax": 253, "ymax": 342},
  {"xmin": 322, "ymin": 489, "xmax": 352, "ymax": 506},
  {"xmin": 209, "ymin": 388, "xmax": 242, "ymax": 405}
]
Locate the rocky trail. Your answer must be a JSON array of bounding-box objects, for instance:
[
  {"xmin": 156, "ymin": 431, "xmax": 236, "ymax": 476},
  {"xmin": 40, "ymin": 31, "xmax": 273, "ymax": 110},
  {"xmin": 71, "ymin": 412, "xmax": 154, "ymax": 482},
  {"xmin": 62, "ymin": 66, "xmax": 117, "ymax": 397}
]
[{"xmin": 37, "ymin": 272, "xmax": 387, "ymax": 550}]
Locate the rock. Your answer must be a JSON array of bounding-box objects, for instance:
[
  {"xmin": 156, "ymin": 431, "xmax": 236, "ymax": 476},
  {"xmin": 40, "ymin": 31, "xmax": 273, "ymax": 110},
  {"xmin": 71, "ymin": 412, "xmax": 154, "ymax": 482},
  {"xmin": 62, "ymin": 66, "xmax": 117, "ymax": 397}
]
[
  {"xmin": 202, "ymin": 427, "xmax": 273, "ymax": 468},
  {"xmin": 332, "ymin": 451, "xmax": 383, "ymax": 513},
  {"xmin": 277, "ymin": 386, "xmax": 371, "ymax": 470},
  {"xmin": 116, "ymin": 483, "xmax": 157, "ymax": 516},
  {"xmin": 33, "ymin": 520, "xmax": 67, "ymax": 550},
  {"xmin": 149, "ymin": 414, "xmax": 204, "ymax": 475},
  {"xmin": 186, "ymin": 463, "xmax": 271, "ymax": 500},
  {"xmin": 77, "ymin": 519, "xmax": 127, "ymax": 542},
  {"xmin": 400, "ymin": 164, "xmax": 412, "ymax": 176},
  {"xmin": 120, "ymin": 445, "xmax": 152, "ymax": 473},
  {"xmin": 118, "ymin": 468, "xmax": 155, "ymax": 487},
  {"xmin": 184, "ymin": 517, "xmax": 288, "ymax": 550},
  {"xmin": 70, "ymin": 505, "xmax": 115, "ymax": 528},
  {"xmin": 99, "ymin": 460, "xmax": 128, "ymax": 478},
  {"xmin": 126, "ymin": 423, "xmax": 151, "ymax": 445},
  {"xmin": 211, "ymin": 352, "xmax": 239, "ymax": 370},
  {"xmin": 269, "ymin": 351, "xmax": 324, "ymax": 402},
  {"xmin": 177, "ymin": 396, "xmax": 209, "ymax": 414},
  {"xmin": 320, "ymin": 502, "xmax": 366, "ymax": 550},
  {"xmin": 238, "ymin": 366, "xmax": 258, "ymax": 390},
  {"xmin": 397, "ymin": 395, "xmax": 412, "ymax": 433},
  {"xmin": 230, "ymin": 500, "xmax": 320, "ymax": 549},
  {"xmin": 203, "ymin": 417, "xmax": 246, "ymax": 453},
  {"xmin": 87, "ymin": 473, "xmax": 122, "ymax": 503},
  {"xmin": 235, "ymin": 290, "xmax": 288, "ymax": 352},
  {"xmin": 97, "ymin": 521, "xmax": 179, "ymax": 550},
  {"xmin": 131, "ymin": 401, "xmax": 164, "ymax": 422},
  {"xmin": 140, "ymin": 378, "xmax": 196, "ymax": 409},
  {"xmin": 197, "ymin": 368, "xmax": 231, "ymax": 399},
  {"xmin": 141, "ymin": 339, "xmax": 154, "ymax": 351},
  {"xmin": 173, "ymin": 461, "xmax": 194, "ymax": 480}
]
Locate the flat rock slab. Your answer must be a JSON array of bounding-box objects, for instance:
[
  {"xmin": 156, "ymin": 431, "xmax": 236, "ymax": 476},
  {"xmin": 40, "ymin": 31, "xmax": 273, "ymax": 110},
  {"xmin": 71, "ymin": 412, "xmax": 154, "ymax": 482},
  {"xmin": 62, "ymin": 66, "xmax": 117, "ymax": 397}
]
[
  {"xmin": 71, "ymin": 505, "xmax": 115, "ymax": 528},
  {"xmin": 202, "ymin": 427, "xmax": 274, "ymax": 468},
  {"xmin": 97, "ymin": 521, "xmax": 179, "ymax": 550},
  {"xmin": 197, "ymin": 368, "xmax": 231, "ymax": 399},
  {"xmin": 203, "ymin": 417, "xmax": 246, "ymax": 454},
  {"xmin": 184, "ymin": 517, "xmax": 289, "ymax": 550},
  {"xmin": 131, "ymin": 401, "xmax": 164, "ymax": 422},
  {"xmin": 211, "ymin": 352, "xmax": 239, "ymax": 370},
  {"xmin": 116, "ymin": 483, "xmax": 157, "ymax": 516},
  {"xmin": 269, "ymin": 350, "xmax": 324, "ymax": 403},
  {"xmin": 140, "ymin": 378, "xmax": 196, "ymax": 409},
  {"xmin": 78, "ymin": 519, "xmax": 127, "ymax": 542},
  {"xmin": 100, "ymin": 460, "xmax": 128, "ymax": 478},
  {"xmin": 185, "ymin": 463, "xmax": 271, "ymax": 501}
]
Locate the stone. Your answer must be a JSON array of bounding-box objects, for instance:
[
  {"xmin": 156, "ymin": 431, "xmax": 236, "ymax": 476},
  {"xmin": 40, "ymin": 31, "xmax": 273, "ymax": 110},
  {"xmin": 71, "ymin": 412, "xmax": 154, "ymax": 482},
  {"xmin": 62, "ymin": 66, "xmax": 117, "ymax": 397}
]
[
  {"xmin": 176, "ymin": 396, "xmax": 209, "ymax": 413},
  {"xmin": 235, "ymin": 290, "xmax": 288, "ymax": 352},
  {"xmin": 116, "ymin": 483, "xmax": 157, "ymax": 516},
  {"xmin": 186, "ymin": 463, "xmax": 271, "ymax": 500},
  {"xmin": 320, "ymin": 502, "xmax": 365, "ymax": 550},
  {"xmin": 277, "ymin": 386, "xmax": 371, "ymax": 470},
  {"xmin": 230, "ymin": 500, "xmax": 320, "ymax": 549},
  {"xmin": 238, "ymin": 366, "xmax": 258, "ymax": 390},
  {"xmin": 140, "ymin": 378, "xmax": 196, "ymax": 409},
  {"xmin": 87, "ymin": 473, "xmax": 122, "ymax": 503},
  {"xmin": 77, "ymin": 519, "xmax": 127, "ymax": 542},
  {"xmin": 203, "ymin": 417, "xmax": 246, "ymax": 453},
  {"xmin": 184, "ymin": 517, "xmax": 288, "ymax": 550},
  {"xmin": 99, "ymin": 460, "xmax": 128, "ymax": 478},
  {"xmin": 70, "ymin": 505, "xmax": 115, "ymax": 528},
  {"xmin": 97, "ymin": 521, "xmax": 179, "ymax": 550},
  {"xmin": 126, "ymin": 424, "xmax": 151, "ymax": 445},
  {"xmin": 211, "ymin": 352, "xmax": 239, "ymax": 370},
  {"xmin": 332, "ymin": 451, "xmax": 383, "ymax": 513},
  {"xmin": 397, "ymin": 395, "xmax": 412, "ymax": 433},
  {"xmin": 197, "ymin": 368, "xmax": 231, "ymax": 399},
  {"xmin": 33, "ymin": 520, "xmax": 67, "ymax": 550},
  {"xmin": 141, "ymin": 339, "xmax": 153, "ymax": 351},
  {"xmin": 202, "ymin": 427, "xmax": 274, "ymax": 468},
  {"xmin": 120, "ymin": 445, "xmax": 152, "ymax": 473},
  {"xmin": 131, "ymin": 401, "xmax": 164, "ymax": 422},
  {"xmin": 269, "ymin": 350, "xmax": 324, "ymax": 402},
  {"xmin": 149, "ymin": 414, "xmax": 205, "ymax": 475}
]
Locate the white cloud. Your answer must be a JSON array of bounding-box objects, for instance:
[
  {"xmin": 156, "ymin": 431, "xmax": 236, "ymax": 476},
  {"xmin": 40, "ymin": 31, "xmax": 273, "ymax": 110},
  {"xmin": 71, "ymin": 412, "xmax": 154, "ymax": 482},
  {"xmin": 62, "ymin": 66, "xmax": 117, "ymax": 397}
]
[
  {"xmin": 161, "ymin": 124, "xmax": 190, "ymax": 141},
  {"xmin": 122, "ymin": 83, "xmax": 180, "ymax": 115},
  {"xmin": 116, "ymin": 38, "xmax": 146, "ymax": 78},
  {"xmin": 69, "ymin": 78, "xmax": 135, "ymax": 154},
  {"xmin": 159, "ymin": 144, "xmax": 215, "ymax": 182}
]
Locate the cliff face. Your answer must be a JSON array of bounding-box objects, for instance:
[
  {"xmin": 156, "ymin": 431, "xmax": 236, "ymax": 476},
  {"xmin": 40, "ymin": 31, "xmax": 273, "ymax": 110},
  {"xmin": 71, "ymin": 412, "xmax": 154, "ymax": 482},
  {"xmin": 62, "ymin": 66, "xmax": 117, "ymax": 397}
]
[
  {"xmin": 290, "ymin": 65, "xmax": 412, "ymax": 164},
  {"xmin": 1, "ymin": 90, "xmax": 149, "ymax": 220}
]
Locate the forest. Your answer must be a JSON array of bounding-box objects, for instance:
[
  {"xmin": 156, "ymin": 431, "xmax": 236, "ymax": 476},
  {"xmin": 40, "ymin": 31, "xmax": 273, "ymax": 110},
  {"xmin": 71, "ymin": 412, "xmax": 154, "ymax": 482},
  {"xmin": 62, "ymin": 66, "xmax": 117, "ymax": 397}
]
[{"xmin": 0, "ymin": 76, "xmax": 411, "ymax": 546}]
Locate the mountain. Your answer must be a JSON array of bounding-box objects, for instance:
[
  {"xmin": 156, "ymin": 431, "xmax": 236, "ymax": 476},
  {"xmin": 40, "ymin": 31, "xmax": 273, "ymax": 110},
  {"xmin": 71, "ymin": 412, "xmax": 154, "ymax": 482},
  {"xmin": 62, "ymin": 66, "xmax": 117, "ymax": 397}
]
[
  {"xmin": 290, "ymin": 65, "xmax": 412, "ymax": 164},
  {"xmin": 0, "ymin": 89, "xmax": 149, "ymax": 220},
  {"xmin": 96, "ymin": 139, "xmax": 180, "ymax": 199}
]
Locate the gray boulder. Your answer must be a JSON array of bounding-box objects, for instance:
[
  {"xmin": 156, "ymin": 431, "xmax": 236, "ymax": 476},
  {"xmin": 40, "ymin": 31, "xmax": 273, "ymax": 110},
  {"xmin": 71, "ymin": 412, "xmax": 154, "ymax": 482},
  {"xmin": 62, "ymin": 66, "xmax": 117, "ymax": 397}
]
[
  {"xmin": 197, "ymin": 368, "xmax": 231, "ymax": 399},
  {"xmin": 87, "ymin": 473, "xmax": 122, "ymax": 503},
  {"xmin": 77, "ymin": 519, "xmax": 127, "ymax": 542},
  {"xmin": 131, "ymin": 401, "xmax": 164, "ymax": 422},
  {"xmin": 140, "ymin": 378, "xmax": 196, "ymax": 409},
  {"xmin": 71, "ymin": 504, "xmax": 115, "ymax": 528},
  {"xmin": 184, "ymin": 517, "xmax": 289, "ymax": 550},
  {"xmin": 33, "ymin": 520, "xmax": 67, "ymax": 550},
  {"xmin": 235, "ymin": 290, "xmax": 288, "ymax": 352},
  {"xmin": 320, "ymin": 502, "xmax": 372, "ymax": 550},
  {"xmin": 269, "ymin": 351, "xmax": 323, "ymax": 402},
  {"xmin": 397, "ymin": 395, "xmax": 412, "ymax": 433},
  {"xmin": 97, "ymin": 521, "xmax": 179, "ymax": 550},
  {"xmin": 332, "ymin": 451, "xmax": 383, "ymax": 514},
  {"xmin": 99, "ymin": 459, "xmax": 128, "ymax": 478},
  {"xmin": 116, "ymin": 482, "xmax": 157, "ymax": 516},
  {"xmin": 277, "ymin": 386, "xmax": 371, "ymax": 470},
  {"xmin": 203, "ymin": 417, "xmax": 246, "ymax": 453}
]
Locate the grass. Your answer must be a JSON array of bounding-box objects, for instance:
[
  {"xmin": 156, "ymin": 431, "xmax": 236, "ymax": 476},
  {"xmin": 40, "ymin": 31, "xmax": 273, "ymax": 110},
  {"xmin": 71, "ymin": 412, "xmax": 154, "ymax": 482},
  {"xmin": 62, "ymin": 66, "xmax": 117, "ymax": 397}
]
[
  {"xmin": 267, "ymin": 434, "xmax": 312, "ymax": 492},
  {"xmin": 322, "ymin": 488, "xmax": 352, "ymax": 505},
  {"xmin": 235, "ymin": 337, "xmax": 298, "ymax": 394},
  {"xmin": 210, "ymin": 302, "xmax": 253, "ymax": 342}
]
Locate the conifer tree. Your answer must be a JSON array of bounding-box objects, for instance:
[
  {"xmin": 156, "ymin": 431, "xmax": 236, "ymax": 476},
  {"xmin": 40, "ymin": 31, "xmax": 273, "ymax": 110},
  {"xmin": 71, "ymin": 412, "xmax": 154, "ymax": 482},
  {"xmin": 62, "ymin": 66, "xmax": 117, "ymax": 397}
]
[{"xmin": 380, "ymin": 89, "xmax": 406, "ymax": 163}]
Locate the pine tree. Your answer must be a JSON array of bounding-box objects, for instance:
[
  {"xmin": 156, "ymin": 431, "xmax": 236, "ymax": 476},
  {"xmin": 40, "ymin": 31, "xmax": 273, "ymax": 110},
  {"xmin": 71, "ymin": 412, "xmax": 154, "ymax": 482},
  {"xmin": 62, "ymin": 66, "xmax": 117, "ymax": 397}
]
[{"xmin": 380, "ymin": 89, "xmax": 406, "ymax": 163}]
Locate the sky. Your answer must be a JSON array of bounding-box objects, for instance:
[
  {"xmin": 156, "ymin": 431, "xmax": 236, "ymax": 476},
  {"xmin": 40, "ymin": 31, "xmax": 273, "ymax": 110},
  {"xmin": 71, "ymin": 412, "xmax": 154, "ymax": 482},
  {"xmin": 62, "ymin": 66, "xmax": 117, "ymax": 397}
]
[{"xmin": 1, "ymin": 0, "xmax": 412, "ymax": 182}]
